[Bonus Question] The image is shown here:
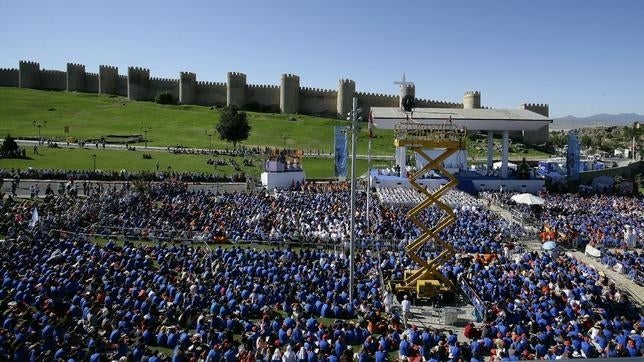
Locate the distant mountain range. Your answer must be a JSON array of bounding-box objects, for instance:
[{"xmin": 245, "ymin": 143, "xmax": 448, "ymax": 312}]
[{"xmin": 552, "ymin": 113, "xmax": 644, "ymax": 130}]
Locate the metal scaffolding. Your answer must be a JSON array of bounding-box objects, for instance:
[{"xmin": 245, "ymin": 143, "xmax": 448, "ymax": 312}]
[{"xmin": 394, "ymin": 122, "xmax": 466, "ymax": 298}]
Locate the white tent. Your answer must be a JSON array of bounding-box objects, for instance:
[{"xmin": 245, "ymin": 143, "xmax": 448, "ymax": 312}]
[
  {"xmin": 493, "ymin": 161, "xmax": 517, "ymax": 171},
  {"xmin": 511, "ymin": 193, "xmax": 545, "ymax": 205}
]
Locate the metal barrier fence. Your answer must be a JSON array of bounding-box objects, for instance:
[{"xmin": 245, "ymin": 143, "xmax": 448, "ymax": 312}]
[
  {"xmin": 598, "ymin": 252, "xmax": 644, "ymax": 286},
  {"xmin": 458, "ymin": 278, "xmax": 485, "ymax": 322}
]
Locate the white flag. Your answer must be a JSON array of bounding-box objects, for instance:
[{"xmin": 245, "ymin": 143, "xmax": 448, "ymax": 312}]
[{"xmin": 29, "ymin": 207, "xmax": 39, "ymax": 228}]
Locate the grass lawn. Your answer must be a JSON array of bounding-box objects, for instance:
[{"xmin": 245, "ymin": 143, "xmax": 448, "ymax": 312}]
[
  {"xmin": 0, "ymin": 87, "xmax": 396, "ymax": 156},
  {"xmin": 0, "ymin": 147, "xmax": 370, "ymax": 179},
  {"xmin": 0, "ymin": 87, "xmax": 551, "ymax": 178}
]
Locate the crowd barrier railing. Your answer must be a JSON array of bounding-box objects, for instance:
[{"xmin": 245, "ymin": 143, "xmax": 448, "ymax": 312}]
[
  {"xmin": 458, "ymin": 277, "xmax": 485, "ymax": 322},
  {"xmin": 598, "ymin": 252, "xmax": 644, "ymax": 287}
]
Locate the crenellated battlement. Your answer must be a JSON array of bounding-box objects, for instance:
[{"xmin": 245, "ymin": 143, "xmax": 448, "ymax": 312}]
[
  {"xmin": 128, "ymin": 66, "xmax": 150, "ymax": 75},
  {"xmin": 2, "ymin": 59, "xmax": 546, "ymax": 129},
  {"xmin": 67, "ymin": 62, "xmax": 85, "ymax": 70},
  {"xmin": 180, "ymin": 72, "xmax": 196, "ymax": 79},
  {"xmin": 0, "ymin": 68, "xmax": 19, "ymax": 87},
  {"xmin": 19, "ymin": 60, "xmax": 40, "ymax": 66},
  {"xmin": 247, "ymin": 84, "xmax": 279, "ymax": 89},
  {"xmin": 41, "ymin": 69, "xmax": 64, "ymax": 75},
  {"xmin": 196, "ymin": 81, "xmax": 225, "ymax": 87},
  {"xmin": 417, "ymin": 97, "xmax": 462, "ymax": 107},
  {"xmin": 356, "ymin": 91, "xmax": 397, "ymax": 99},
  {"xmin": 520, "ymin": 103, "xmax": 549, "ymax": 118},
  {"xmin": 300, "ymin": 86, "xmax": 336, "ymax": 94},
  {"xmin": 99, "ymin": 65, "xmax": 118, "ymax": 71},
  {"xmin": 522, "ymin": 103, "xmax": 548, "ymax": 108},
  {"xmin": 150, "ymin": 77, "xmax": 178, "ymax": 83},
  {"xmin": 19, "ymin": 60, "xmax": 40, "ymax": 88}
]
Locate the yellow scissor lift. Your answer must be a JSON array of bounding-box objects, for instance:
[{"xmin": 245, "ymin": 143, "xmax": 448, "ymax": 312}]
[{"xmin": 394, "ymin": 122, "xmax": 466, "ymax": 299}]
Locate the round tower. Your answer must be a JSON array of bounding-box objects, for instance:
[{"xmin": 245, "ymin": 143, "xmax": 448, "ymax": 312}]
[
  {"xmin": 399, "ymin": 84, "xmax": 415, "ymax": 109},
  {"xmin": 280, "ymin": 74, "xmax": 300, "ymax": 114},
  {"xmin": 463, "ymin": 91, "xmax": 481, "ymax": 109},
  {"xmin": 179, "ymin": 72, "xmax": 197, "ymax": 104},
  {"xmin": 337, "ymin": 79, "xmax": 355, "ymax": 118},
  {"xmin": 227, "ymin": 72, "xmax": 247, "ymax": 108}
]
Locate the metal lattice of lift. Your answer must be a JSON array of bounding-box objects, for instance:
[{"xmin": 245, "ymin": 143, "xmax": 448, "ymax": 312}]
[{"xmin": 394, "ymin": 121, "xmax": 466, "ymax": 299}]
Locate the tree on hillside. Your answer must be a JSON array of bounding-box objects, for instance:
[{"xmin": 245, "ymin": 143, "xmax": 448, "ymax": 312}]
[
  {"xmin": 216, "ymin": 106, "xmax": 251, "ymax": 148},
  {"xmin": 0, "ymin": 134, "xmax": 22, "ymax": 158}
]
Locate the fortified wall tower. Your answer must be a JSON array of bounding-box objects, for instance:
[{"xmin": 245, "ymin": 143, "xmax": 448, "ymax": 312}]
[
  {"xmin": 463, "ymin": 91, "xmax": 481, "ymax": 109},
  {"xmin": 520, "ymin": 103, "xmax": 549, "ymax": 144},
  {"xmin": 128, "ymin": 67, "xmax": 151, "ymax": 101},
  {"xmin": 179, "ymin": 72, "xmax": 197, "ymax": 104},
  {"xmin": 337, "ymin": 79, "xmax": 356, "ymax": 118},
  {"xmin": 280, "ymin": 74, "xmax": 300, "ymax": 114},
  {"xmin": 0, "ymin": 67, "xmax": 18, "ymax": 87},
  {"xmin": 19, "ymin": 61, "xmax": 41, "ymax": 89},
  {"xmin": 66, "ymin": 63, "xmax": 86, "ymax": 92},
  {"xmin": 1, "ymin": 59, "xmax": 550, "ymax": 145},
  {"xmin": 227, "ymin": 72, "xmax": 246, "ymax": 108},
  {"xmin": 99, "ymin": 65, "xmax": 119, "ymax": 95},
  {"xmin": 399, "ymin": 84, "xmax": 415, "ymax": 109}
]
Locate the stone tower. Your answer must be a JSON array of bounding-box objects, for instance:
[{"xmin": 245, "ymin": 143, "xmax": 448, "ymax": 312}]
[
  {"xmin": 280, "ymin": 74, "xmax": 300, "ymax": 114},
  {"xmin": 463, "ymin": 91, "xmax": 481, "ymax": 109},
  {"xmin": 127, "ymin": 67, "xmax": 150, "ymax": 101},
  {"xmin": 19, "ymin": 60, "xmax": 40, "ymax": 89},
  {"xmin": 99, "ymin": 65, "xmax": 119, "ymax": 95},
  {"xmin": 521, "ymin": 103, "xmax": 550, "ymax": 145},
  {"xmin": 66, "ymin": 63, "xmax": 86, "ymax": 92},
  {"xmin": 179, "ymin": 72, "xmax": 197, "ymax": 104},
  {"xmin": 227, "ymin": 72, "xmax": 247, "ymax": 108},
  {"xmin": 337, "ymin": 79, "xmax": 356, "ymax": 118},
  {"xmin": 399, "ymin": 84, "xmax": 415, "ymax": 109}
]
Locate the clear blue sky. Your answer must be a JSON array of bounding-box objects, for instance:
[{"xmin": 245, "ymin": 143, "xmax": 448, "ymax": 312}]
[{"xmin": 1, "ymin": 0, "xmax": 643, "ymax": 118}]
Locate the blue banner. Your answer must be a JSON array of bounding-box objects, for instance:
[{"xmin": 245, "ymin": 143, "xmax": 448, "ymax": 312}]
[
  {"xmin": 567, "ymin": 131, "xmax": 580, "ymax": 181},
  {"xmin": 334, "ymin": 126, "xmax": 349, "ymax": 178}
]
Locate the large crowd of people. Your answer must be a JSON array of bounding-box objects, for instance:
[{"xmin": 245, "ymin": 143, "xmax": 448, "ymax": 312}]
[
  {"xmin": 0, "ymin": 181, "xmax": 642, "ymax": 361},
  {"xmin": 0, "ymin": 168, "xmax": 247, "ymax": 183}
]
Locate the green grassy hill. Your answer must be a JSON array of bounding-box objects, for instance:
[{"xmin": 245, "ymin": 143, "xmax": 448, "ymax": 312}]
[
  {"xmin": 0, "ymin": 87, "xmax": 395, "ymax": 155},
  {"xmin": 0, "ymin": 87, "xmax": 550, "ymax": 178}
]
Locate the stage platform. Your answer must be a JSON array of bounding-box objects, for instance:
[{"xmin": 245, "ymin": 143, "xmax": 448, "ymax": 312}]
[{"xmin": 370, "ymin": 169, "xmax": 545, "ymax": 194}]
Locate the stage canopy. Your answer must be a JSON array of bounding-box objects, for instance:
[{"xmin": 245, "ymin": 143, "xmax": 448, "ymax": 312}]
[{"xmin": 371, "ymin": 107, "xmax": 552, "ymax": 131}]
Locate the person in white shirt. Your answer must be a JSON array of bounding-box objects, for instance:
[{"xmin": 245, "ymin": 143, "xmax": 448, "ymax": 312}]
[
  {"xmin": 401, "ymin": 295, "xmax": 412, "ymax": 327},
  {"xmin": 384, "ymin": 291, "xmax": 393, "ymax": 313},
  {"xmin": 282, "ymin": 344, "xmax": 296, "ymax": 362}
]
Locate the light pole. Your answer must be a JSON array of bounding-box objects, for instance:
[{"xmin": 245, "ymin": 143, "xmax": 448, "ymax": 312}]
[
  {"xmin": 348, "ymin": 96, "xmax": 361, "ymax": 305},
  {"xmin": 33, "ymin": 120, "xmax": 47, "ymax": 144},
  {"xmin": 205, "ymin": 130, "xmax": 213, "ymax": 154},
  {"xmin": 141, "ymin": 127, "xmax": 151, "ymax": 149},
  {"xmin": 92, "ymin": 154, "xmax": 97, "ymax": 172}
]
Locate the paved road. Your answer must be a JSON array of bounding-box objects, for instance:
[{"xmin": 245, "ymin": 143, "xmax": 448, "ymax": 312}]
[{"xmin": 10, "ymin": 139, "xmax": 392, "ymax": 161}]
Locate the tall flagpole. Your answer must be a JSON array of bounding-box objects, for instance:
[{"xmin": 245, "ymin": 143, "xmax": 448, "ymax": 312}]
[
  {"xmin": 366, "ymin": 112, "xmax": 373, "ymax": 232},
  {"xmin": 349, "ymin": 97, "xmax": 358, "ymax": 305}
]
